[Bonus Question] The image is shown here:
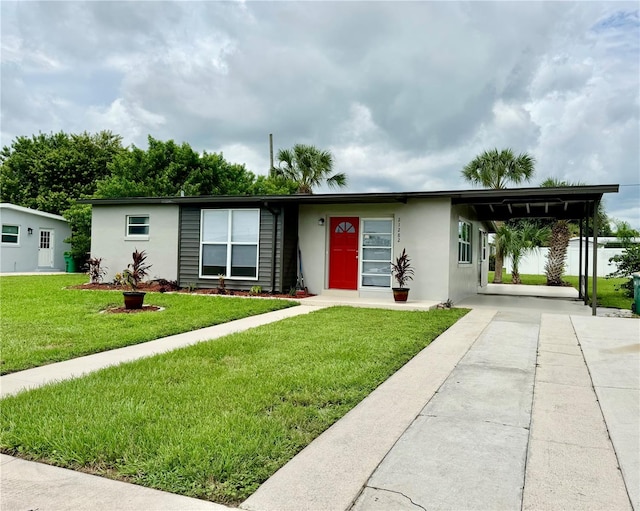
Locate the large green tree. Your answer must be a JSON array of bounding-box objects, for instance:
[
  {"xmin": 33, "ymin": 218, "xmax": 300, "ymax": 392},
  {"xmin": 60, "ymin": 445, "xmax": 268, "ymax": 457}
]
[
  {"xmin": 96, "ymin": 136, "xmax": 296, "ymax": 198},
  {"xmin": 0, "ymin": 131, "xmax": 124, "ymax": 214},
  {"xmin": 461, "ymin": 148, "xmax": 536, "ymax": 283},
  {"xmin": 274, "ymin": 144, "xmax": 347, "ymax": 194},
  {"xmin": 0, "ymin": 131, "xmax": 125, "ymax": 265}
]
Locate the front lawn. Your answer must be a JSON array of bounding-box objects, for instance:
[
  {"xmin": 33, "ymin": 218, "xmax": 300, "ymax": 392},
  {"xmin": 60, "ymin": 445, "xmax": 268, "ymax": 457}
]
[
  {"xmin": 0, "ymin": 306, "xmax": 467, "ymax": 504},
  {"xmin": 0, "ymin": 274, "xmax": 296, "ymax": 374},
  {"xmin": 488, "ymin": 271, "xmax": 633, "ymax": 310}
]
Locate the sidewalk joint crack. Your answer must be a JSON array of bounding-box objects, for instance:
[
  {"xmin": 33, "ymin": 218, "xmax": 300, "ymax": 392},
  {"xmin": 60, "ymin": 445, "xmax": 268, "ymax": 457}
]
[{"xmin": 367, "ymin": 486, "xmax": 427, "ymax": 511}]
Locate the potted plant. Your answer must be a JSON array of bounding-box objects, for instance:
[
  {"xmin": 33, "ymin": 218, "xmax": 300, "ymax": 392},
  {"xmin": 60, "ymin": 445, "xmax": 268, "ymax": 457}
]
[
  {"xmin": 122, "ymin": 249, "xmax": 152, "ymax": 309},
  {"xmin": 390, "ymin": 248, "xmax": 414, "ymax": 302}
]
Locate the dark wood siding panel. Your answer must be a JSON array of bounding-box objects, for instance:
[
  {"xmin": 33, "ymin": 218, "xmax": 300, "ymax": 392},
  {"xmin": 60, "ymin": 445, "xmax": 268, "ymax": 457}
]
[
  {"xmin": 179, "ymin": 206, "xmax": 278, "ymax": 291},
  {"xmin": 178, "ymin": 207, "xmax": 201, "ymax": 286},
  {"xmin": 280, "ymin": 204, "xmax": 299, "ymax": 293},
  {"xmin": 256, "ymin": 210, "xmax": 275, "ymax": 291}
]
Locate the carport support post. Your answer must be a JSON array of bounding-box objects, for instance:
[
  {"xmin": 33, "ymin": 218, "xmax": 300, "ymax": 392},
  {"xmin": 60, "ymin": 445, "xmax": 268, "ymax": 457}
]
[
  {"xmin": 578, "ymin": 218, "xmax": 583, "ymax": 299},
  {"xmin": 592, "ymin": 200, "xmax": 599, "ymax": 316},
  {"xmin": 584, "ymin": 211, "xmax": 589, "ymax": 305}
]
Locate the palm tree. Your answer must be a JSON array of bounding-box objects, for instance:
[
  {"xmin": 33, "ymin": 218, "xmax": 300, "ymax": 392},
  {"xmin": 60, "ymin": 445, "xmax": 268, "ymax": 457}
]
[
  {"xmin": 461, "ymin": 148, "xmax": 536, "ymax": 283},
  {"xmin": 541, "ymin": 178, "xmax": 573, "ymax": 286},
  {"xmin": 462, "ymin": 148, "xmax": 535, "ymax": 189},
  {"xmin": 274, "ymin": 144, "xmax": 347, "ymax": 194},
  {"xmin": 498, "ymin": 222, "xmax": 550, "ymax": 284}
]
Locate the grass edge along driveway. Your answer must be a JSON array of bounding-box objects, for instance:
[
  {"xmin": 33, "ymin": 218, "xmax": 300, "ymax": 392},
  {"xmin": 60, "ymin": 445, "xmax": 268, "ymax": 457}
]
[
  {"xmin": 488, "ymin": 271, "xmax": 632, "ymax": 310},
  {"xmin": 0, "ymin": 274, "xmax": 297, "ymax": 375},
  {"xmin": 0, "ymin": 306, "xmax": 468, "ymax": 505}
]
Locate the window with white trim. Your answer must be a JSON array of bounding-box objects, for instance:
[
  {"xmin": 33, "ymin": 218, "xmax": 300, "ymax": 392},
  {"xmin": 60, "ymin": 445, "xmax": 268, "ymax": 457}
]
[
  {"xmin": 200, "ymin": 209, "xmax": 259, "ymax": 279},
  {"xmin": 361, "ymin": 219, "xmax": 393, "ymax": 287},
  {"xmin": 458, "ymin": 220, "xmax": 472, "ymax": 263},
  {"xmin": 2, "ymin": 225, "xmax": 19, "ymax": 244},
  {"xmin": 126, "ymin": 215, "xmax": 149, "ymax": 236},
  {"xmin": 481, "ymin": 231, "xmax": 488, "ymax": 261}
]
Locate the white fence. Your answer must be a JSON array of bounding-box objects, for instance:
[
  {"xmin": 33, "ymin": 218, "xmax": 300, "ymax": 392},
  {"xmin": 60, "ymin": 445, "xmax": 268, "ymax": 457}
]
[{"xmin": 504, "ymin": 246, "xmax": 625, "ymax": 277}]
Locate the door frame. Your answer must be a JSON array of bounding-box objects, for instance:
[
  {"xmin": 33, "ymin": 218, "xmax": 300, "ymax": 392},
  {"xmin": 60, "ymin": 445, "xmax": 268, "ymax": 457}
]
[
  {"xmin": 328, "ymin": 216, "xmax": 359, "ymax": 290},
  {"xmin": 38, "ymin": 228, "xmax": 55, "ymax": 268}
]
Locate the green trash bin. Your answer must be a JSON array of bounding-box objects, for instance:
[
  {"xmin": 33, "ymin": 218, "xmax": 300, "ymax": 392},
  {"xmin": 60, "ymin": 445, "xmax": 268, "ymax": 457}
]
[
  {"xmin": 633, "ymin": 273, "xmax": 640, "ymax": 314},
  {"xmin": 64, "ymin": 253, "xmax": 76, "ymax": 273}
]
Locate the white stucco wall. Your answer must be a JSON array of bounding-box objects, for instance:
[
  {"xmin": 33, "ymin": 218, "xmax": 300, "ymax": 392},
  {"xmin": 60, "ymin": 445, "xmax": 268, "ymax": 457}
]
[
  {"xmin": 504, "ymin": 246, "xmax": 625, "ymax": 278},
  {"xmin": 0, "ymin": 205, "xmax": 71, "ymax": 273},
  {"xmin": 298, "ymin": 199, "xmax": 454, "ymax": 301},
  {"xmin": 447, "ymin": 205, "xmax": 488, "ymax": 303},
  {"xmin": 91, "ymin": 204, "xmax": 179, "ymax": 282}
]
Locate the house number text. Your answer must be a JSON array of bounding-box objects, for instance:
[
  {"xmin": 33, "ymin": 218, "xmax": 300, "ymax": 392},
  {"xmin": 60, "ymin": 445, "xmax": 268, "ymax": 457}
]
[{"xmin": 397, "ymin": 217, "xmax": 401, "ymax": 243}]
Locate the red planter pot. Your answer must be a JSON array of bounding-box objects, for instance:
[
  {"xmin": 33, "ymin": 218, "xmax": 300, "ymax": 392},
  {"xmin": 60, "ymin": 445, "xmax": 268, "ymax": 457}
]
[
  {"xmin": 392, "ymin": 288, "xmax": 410, "ymax": 302},
  {"xmin": 123, "ymin": 291, "xmax": 146, "ymax": 310}
]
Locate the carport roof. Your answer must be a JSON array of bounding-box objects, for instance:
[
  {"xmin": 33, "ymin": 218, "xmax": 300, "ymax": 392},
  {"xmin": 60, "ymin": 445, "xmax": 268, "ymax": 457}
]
[{"xmin": 84, "ymin": 184, "xmax": 618, "ymax": 222}]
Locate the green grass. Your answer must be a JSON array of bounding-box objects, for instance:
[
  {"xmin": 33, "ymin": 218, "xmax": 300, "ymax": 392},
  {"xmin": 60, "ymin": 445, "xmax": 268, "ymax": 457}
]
[
  {"xmin": 0, "ymin": 274, "xmax": 296, "ymax": 375},
  {"xmin": 0, "ymin": 306, "xmax": 468, "ymax": 504},
  {"xmin": 488, "ymin": 271, "xmax": 633, "ymax": 310}
]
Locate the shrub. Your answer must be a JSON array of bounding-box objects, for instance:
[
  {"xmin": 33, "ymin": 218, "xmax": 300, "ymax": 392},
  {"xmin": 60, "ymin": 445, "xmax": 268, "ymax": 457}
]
[
  {"xmin": 391, "ymin": 248, "xmax": 414, "ymax": 288},
  {"xmin": 87, "ymin": 257, "xmax": 107, "ymax": 284},
  {"xmin": 608, "ymin": 244, "xmax": 640, "ymax": 297},
  {"xmin": 122, "ymin": 249, "xmax": 152, "ymax": 290}
]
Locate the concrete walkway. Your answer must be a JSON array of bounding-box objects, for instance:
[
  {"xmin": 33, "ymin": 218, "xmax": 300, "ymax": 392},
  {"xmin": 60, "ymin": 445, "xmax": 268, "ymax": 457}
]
[{"xmin": 2, "ymin": 295, "xmax": 639, "ymax": 511}]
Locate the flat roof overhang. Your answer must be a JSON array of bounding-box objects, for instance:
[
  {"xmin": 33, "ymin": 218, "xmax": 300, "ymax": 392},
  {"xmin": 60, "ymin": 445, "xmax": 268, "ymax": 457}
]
[
  {"xmin": 82, "ymin": 184, "xmax": 619, "ymax": 222},
  {"xmin": 450, "ymin": 185, "xmax": 619, "ymax": 221}
]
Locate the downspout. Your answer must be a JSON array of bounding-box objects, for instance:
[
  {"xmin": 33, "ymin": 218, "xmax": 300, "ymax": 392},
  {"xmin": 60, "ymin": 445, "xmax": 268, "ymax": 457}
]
[
  {"xmin": 264, "ymin": 203, "xmax": 280, "ymax": 294},
  {"xmin": 592, "ymin": 200, "xmax": 599, "ymax": 316},
  {"xmin": 177, "ymin": 206, "xmax": 183, "ymax": 287}
]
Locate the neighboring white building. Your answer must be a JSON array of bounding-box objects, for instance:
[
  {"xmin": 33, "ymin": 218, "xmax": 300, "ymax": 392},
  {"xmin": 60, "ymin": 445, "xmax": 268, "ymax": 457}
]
[
  {"xmin": 505, "ymin": 237, "xmax": 637, "ymax": 278},
  {"xmin": 0, "ymin": 203, "xmax": 72, "ymax": 273}
]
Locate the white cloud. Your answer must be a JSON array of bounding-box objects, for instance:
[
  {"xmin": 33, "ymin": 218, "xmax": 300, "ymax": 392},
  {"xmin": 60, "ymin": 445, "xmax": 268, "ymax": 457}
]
[
  {"xmin": 86, "ymin": 99, "xmax": 165, "ymax": 146},
  {"xmin": 1, "ymin": 0, "xmax": 638, "ymax": 227}
]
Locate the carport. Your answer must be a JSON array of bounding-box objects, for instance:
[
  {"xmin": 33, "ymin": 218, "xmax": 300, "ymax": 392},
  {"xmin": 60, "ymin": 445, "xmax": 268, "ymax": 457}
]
[{"xmin": 451, "ymin": 184, "xmax": 620, "ymax": 316}]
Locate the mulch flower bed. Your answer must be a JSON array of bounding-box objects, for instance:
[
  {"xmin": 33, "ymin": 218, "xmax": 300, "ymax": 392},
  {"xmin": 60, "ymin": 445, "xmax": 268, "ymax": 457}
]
[
  {"xmin": 101, "ymin": 305, "xmax": 164, "ymax": 314},
  {"xmin": 71, "ymin": 281, "xmax": 310, "ymax": 300}
]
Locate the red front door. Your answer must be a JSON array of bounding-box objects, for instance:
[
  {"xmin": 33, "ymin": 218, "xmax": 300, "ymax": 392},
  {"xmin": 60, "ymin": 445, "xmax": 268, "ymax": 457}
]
[{"xmin": 329, "ymin": 217, "xmax": 359, "ymax": 290}]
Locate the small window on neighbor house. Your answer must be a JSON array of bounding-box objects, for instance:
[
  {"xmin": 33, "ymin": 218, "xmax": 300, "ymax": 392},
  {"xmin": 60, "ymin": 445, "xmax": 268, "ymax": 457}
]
[
  {"xmin": 458, "ymin": 221, "xmax": 472, "ymax": 263},
  {"xmin": 2, "ymin": 225, "xmax": 19, "ymax": 244},
  {"xmin": 127, "ymin": 216, "xmax": 149, "ymax": 236}
]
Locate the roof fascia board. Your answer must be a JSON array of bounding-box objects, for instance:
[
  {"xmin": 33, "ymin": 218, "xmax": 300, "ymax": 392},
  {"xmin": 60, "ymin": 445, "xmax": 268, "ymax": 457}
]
[
  {"xmin": 0, "ymin": 203, "xmax": 68, "ymax": 222},
  {"xmin": 81, "ymin": 184, "xmax": 619, "ymax": 207}
]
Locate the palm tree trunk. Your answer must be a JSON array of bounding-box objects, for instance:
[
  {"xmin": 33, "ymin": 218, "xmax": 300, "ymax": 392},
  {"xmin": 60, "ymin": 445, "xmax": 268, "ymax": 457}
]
[
  {"xmin": 493, "ymin": 253, "xmax": 504, "ymax": 283},
  {"xmin": 545, "ymin": 220, "xmax": 571, "ymax": 286},
  {"xmin": 512, "ymin": 269, "xmax": 521, "ymax": 284}
]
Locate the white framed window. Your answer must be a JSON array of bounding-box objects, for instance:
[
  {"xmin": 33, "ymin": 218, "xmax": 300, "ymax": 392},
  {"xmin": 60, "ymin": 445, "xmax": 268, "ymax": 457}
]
[
  {"xmin": 481, "ymin": 231, "xmax": 488, "ymax": 261},
  {"xmin": 126, "ymin": 215, "xmax": 149, "ymax": 237},
  {"xmin": 200, "ymin": 209, "xmax": 260, "ymax": 279},
  {"xmin": 458, "ymin": 220, "xmax": 472, "ymax": 263},
  {"xmin": 361, "ymin": 219, "xmax": 393, "ymax": 287},
  {"xmin": 2, "ymin": 224, "xmax": 19, "ymax": 244}
]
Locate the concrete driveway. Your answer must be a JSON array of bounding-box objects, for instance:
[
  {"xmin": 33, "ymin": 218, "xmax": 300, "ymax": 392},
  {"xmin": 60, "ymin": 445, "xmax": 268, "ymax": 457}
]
[{"xmin": 244, "ymin": 296, "xmax": 639, "ymax": 511}]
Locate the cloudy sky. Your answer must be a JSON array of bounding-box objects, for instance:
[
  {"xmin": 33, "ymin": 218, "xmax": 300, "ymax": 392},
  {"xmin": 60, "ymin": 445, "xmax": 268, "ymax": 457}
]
[{"xmin": 2, "ymin": 1, "xmax": 639, "ymax": 227}]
